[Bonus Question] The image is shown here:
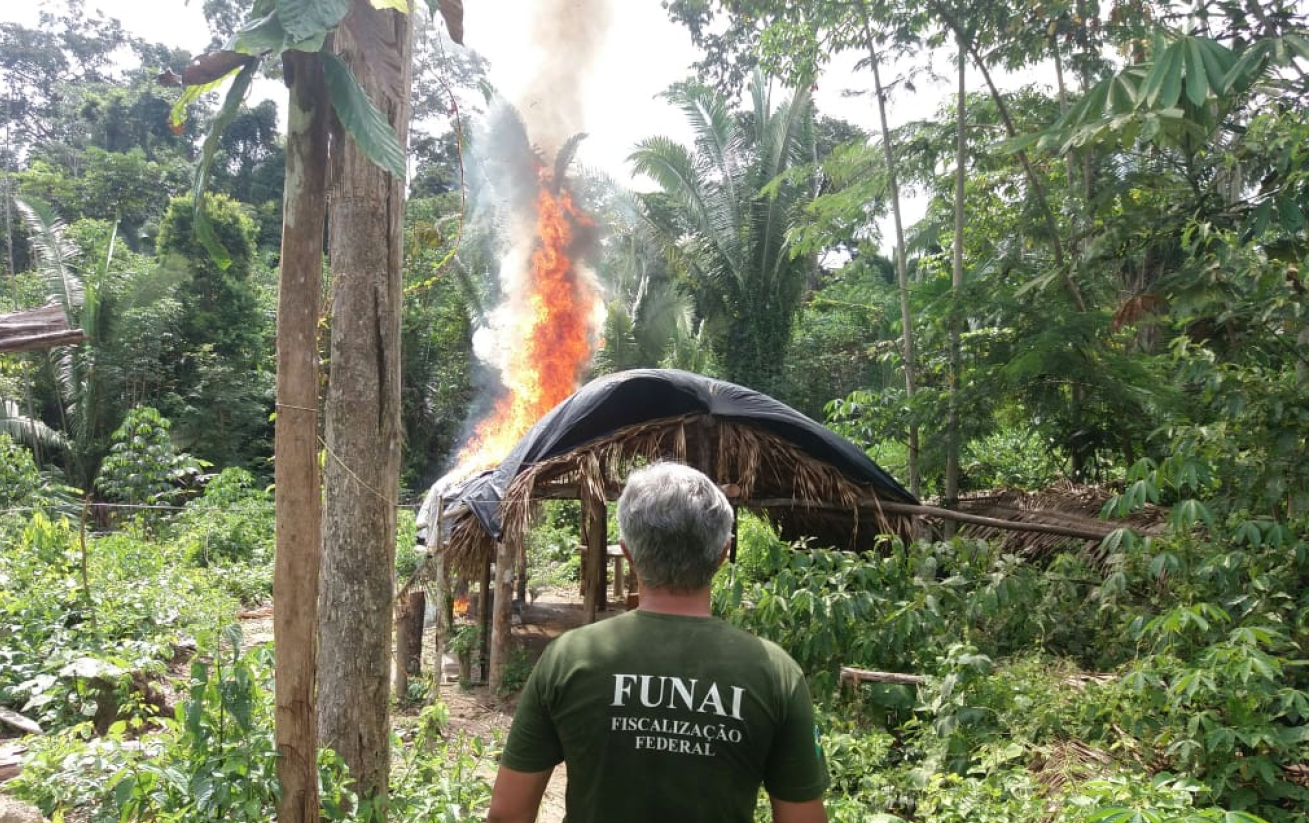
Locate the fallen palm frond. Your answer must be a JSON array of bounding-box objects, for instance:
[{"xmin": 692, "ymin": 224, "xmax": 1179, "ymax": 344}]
[{"xmin": 951, "ymin": 481, "xmax": 1167, "ymax": 566}]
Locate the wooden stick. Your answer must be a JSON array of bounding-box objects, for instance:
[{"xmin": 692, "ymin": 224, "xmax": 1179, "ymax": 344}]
[
  {"xmin": 751, "ymin": 497, "xmax": 1129, "ymax": 542},
  {"xmin": 0, "ymin": 707, "xmax": 42, "ymax": 735},
  {"xmin": 839, "ymin": 667, "xmax": 926, "ymax": 687}
]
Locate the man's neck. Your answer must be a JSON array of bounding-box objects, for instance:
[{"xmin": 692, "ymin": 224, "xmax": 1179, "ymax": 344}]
[{"xmin": 636, "ymin": 586, "xmax": 713, "ymax": 617}]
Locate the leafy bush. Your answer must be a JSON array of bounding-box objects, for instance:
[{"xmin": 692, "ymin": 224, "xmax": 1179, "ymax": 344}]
[
  {"xmin": 171, "ymin": 466, "xmax": 273, "ymax": 566},
  {"xmin": 396, "ymin": 508, "xmax": 422, "ymax": 580},
  {"xmin": 963, "ymin": 423, "xmax": 1069, "ymax": 490},
  {"xmin": 390, "ymin": 701, "xmax": 497, "ymax": 820},
  {"xmin": 525, "ymin": 501, "xmax": 582, "ymax": 594},
  {"xmin": 713, "ymin": 511, "xmax": 1304, "ymax": 823},
  {"xmin": 0, "ymin": 433, "xmax": 77, "ymax": 514},
  {"xmin": 12, "ymin": 633, "xmax": 358, "ymax": 823},
  {"xmin": 0, "ymin": 515, "xmax": 238, "ymax": 731},
  {"xmin": 94, "ymin": 406, "xmax": 205, "ymax": 519}
]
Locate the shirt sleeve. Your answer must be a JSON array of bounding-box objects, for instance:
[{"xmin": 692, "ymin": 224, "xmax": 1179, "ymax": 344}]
[
  {"xmin": 499, "ymin": 647, "xmax": 566, "ymax": 773},
  {"xmin": 762, "ymin": 664, "xmax": 830, "ymax": 802}
]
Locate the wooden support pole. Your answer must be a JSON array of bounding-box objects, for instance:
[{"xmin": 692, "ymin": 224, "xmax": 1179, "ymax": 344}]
[
  {"xmin": 430, "ymin": 501, "xmax": 449, "ymax": 696},
  {"xmin": 392, "ymin": 589, "xmax": 425, "ymax": 700},
  {"xmin": 271, "ymin": 47, "xmax": 327, "ymax": 823},
  {"xmin": 516, "ymin": 539, "xmax": 528, "ymax": 604},
  {"xmin": 478, "ymin": 558, "xmax": 492, "ymax": 683},
  {"xmin": 582, "ymin": 491, "xmax": 606, "ymax": 623},
  {"xmin": 403, "ymin": 593, "xmax": 424, "ymax": 673},
  {"xmin": 488, "ymin": 539, "xmax": 515, "ymax": 692}
]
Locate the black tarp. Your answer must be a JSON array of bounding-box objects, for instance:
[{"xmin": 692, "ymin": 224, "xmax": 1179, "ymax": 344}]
[{"xmin": 446, "ymin": 369, "xmax": 917, "ymax": 542}]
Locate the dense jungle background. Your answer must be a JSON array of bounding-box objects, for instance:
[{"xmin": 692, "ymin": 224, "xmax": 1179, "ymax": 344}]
[{"xmin": 1, "ymin": 0, "xmax": 1307, "ymax": 821}]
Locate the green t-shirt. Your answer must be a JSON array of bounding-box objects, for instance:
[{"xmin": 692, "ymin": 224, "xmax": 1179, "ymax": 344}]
[{"xmin": 500, "ymin": 610, "xmax": 829, "ymax": 822}]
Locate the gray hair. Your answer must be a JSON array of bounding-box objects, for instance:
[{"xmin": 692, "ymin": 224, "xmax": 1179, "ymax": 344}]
[{"xmin": 617, "ymin": 462, "xmax": 734, "ymax": 592}]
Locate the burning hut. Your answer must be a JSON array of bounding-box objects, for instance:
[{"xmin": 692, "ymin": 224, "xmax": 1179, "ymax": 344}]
[{"xmin": 419, "ymin": 368, "xmax": 918, "ymax": 690}]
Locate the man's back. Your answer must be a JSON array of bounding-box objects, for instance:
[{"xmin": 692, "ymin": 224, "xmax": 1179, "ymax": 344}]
[{"xmin": 499, "ymin": 610, "xmax": 827, "ymax": 823}]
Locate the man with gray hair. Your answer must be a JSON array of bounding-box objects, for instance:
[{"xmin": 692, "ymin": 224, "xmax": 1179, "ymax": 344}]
[{"xmin": 488, "ymin": 462, "xmax": 829, "ymax": 823}]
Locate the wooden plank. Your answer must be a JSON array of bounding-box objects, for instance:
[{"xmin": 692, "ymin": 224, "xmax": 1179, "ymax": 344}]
[
  {"xmin": 0, "ymin": 329, "xmax": 86, "ymax": 352},
  {"xmin": 0, "ymin": 304, "xmax": 86, "ymax": 353}
]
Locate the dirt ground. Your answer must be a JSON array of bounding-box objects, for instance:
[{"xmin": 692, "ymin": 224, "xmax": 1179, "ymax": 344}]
[{"xmin": 241, "ymin": 588, "xmax": 626, "ymax": 822}]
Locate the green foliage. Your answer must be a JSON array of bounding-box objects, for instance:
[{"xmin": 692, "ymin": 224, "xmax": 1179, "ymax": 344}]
[
  {"xmin": 712, "ymin": 505, "xmax": 1308, "ymax": 822},
  {"xmin": 168, "ymin": 467, "xmax": 274, "ymax": 605},
  {"xmin": 11, "ymin": 635, "xmax": 359, "ymax": 823},
  {"xmin": 322, "ymin": 52, "xmax": 407, "ymax": 179},
  {"xmin": 395, "ymin": 508, "xmax": 423, "ymax": 580},
  {"xmin": 94, "ymin": 406, "xmax": 203, "ymax": 513},
  {"xmin": 389, "ymin": 702, "xmax": 497, "ymax": 821},
  {"xmin": 172, "ymin": 466, "xmax": 273, "ymax": 566},
  {"xmin": 401, "ymin": 197, "xmax": 474, "ymax": 488},
  {"xmin": 0, "ymin": 514, "xmax": 240, "ymax": 732},
  {"xmin": 155, "ymin": 194, "xmax": 272, "ymax": 471},
  {"xmin": 495, "ymin": 647, "xmax": 533, "ymax": 697},
  {"xmin": 962, "ymin": 423, "xmax": 1069, "ymax": 490},
  {"xmin": 525, "ymin": 501, "xmax": 582, "ymax": 593},
  {"xmin": 0, "ymin": 433, "xmax": 77, "ymax": 522},
  {"xmin": 631, "ymin": 71, "xmax": 816, "ymax": 393}
]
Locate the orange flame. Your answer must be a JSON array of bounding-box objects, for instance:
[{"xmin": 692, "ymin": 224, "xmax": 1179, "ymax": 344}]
[
  {"xmin": 453, "ymin": 171, "xmax": 599, "ymax": 476},
  {"xmin": 453, "ymin": 595, "xmax": 470, "ymax": 617}
]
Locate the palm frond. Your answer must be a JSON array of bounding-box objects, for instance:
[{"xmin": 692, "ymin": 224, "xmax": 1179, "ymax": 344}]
[
  {"xmin": 553, "ymin": 132, "xmax": 588, "ymax": 185},
  {"xmin": 13, "ymin": 197, "xmax": 83, "ymax": 319},
  {"xmin": 1, "ymin": 398, "xmax": 67, "ymax": 450}
]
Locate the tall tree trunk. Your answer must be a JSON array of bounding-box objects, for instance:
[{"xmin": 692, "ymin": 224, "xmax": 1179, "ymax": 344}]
[
  {"xmin": 860, "ymin": 13, "xmax": 920, "ymax": 497},
  {"xmin": 930, "ymin": 0, "xmax": 1085, "ymax": 312},
  {"xmin": 945, "ymin": 38, "xmax": 966, "ymax": 516},
  {"xmin": 274, "ymin": 49, "xmax": 329, "ymax": 823},
  {"xmin": 317, "ymin": 2, "xmax": 412, "ymax": 816}
]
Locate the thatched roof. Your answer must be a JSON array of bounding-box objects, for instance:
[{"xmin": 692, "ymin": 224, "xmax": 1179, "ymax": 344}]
[{"xmin": 430, "ymin": 370, "xmax": 918, "ymax": 570}]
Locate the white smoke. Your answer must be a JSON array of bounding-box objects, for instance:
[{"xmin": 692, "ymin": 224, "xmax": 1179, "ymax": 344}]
[{"xmin": 500, "ymin": 0, "xmax": 614, "ymax": 156}]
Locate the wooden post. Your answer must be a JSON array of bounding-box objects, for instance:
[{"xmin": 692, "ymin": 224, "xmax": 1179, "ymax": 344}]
[
  {"xmin": 392, "ymin": 589, "xmax": 425, "ymax": 700},
  {"xmin": 272, "ymin": 47, "xmax": 328, "ymax": 823},
  {"xmin": 478, "ymin": 557, "xmax": 492, "ymax": 682},
  {"xmin": 516, "ymin": 540, "xmax": 528, "ymax": 604},
  {"xmin": 488, "ymin": 539, "xmax": 515, "ymax": 692},
  {"xmin": 581, "ymin": 492, "xmax": 606, "ymax": 623},
  {"xmin": 612, "ymin": 552, "xmax": 624, "ymax": 600},
  {"xmin": 429, "ymin": 500, "xmax": 449, "ymax": 696},
  {"xmin": 409, "ymin": 595, "xmax": 421, "ymax": 676},
  {"xmin": 393, "ymin": 597, "xmax": 409, "ymax": 701}
]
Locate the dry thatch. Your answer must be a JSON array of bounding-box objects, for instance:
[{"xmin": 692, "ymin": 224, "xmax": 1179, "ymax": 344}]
[
  {"xmin": 438, "ymin": 413, "xmax": 915, "ymax": 574},
  {"xmin": 953, "ymin": 480, "xmax": 1167, "ymax": 565}
]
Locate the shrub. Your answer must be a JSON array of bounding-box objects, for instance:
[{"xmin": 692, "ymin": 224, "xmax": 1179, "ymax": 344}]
[
  {"xmin": 0, "ymin": 515, "xmax": 239, "ymax": 732},
  {"xmin": 171, "ymin": 466, "xmax": 273, "ymax": 566},
  {"xmin": 12, "ymin": 633, "xmax": 358, "ymax": 823}
]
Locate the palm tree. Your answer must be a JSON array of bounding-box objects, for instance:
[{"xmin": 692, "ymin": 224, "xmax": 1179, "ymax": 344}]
[
  {"xmin": 10, "ymin": 197, "xmax": 116, "ymax": 491},
  {"xmin": 590, "ymin": 179, "xmax": 707, "ymax": 374},
  {"xmin": 630, "ymin": 71, "xmax": 815, "ymax": 393}
]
